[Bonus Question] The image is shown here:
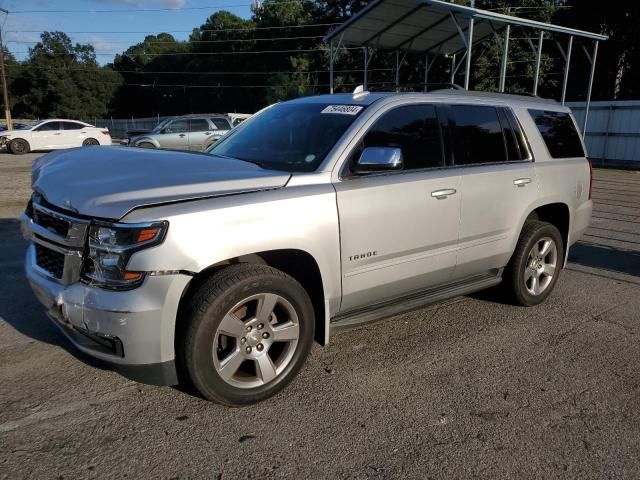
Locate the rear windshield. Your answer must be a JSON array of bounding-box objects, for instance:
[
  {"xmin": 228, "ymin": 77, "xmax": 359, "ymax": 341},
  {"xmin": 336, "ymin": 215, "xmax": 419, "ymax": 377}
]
[
  {"xmin": 528, "ymin": 109, "xmax": 585, "ymax": 158},
  {"xmin": 208, "ymin": 102, "xmax": 365, "ymax": 172}
]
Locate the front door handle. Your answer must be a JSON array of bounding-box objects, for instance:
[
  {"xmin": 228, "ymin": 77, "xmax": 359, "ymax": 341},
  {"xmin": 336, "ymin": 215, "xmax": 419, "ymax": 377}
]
[
  {"xmin": 514, "ymin": 178, "xmax": 532, "ymax": 187},
  {"xmin": 204, "ymin": 132, "xmax": 212, "ymax": 135},
  {"xmin": 431, "ymin": 188, "xmax": 457, "ymax": 199},
  {"xmin": 179, "ymin": 134, "xmax": 186, "ymax": 137}
]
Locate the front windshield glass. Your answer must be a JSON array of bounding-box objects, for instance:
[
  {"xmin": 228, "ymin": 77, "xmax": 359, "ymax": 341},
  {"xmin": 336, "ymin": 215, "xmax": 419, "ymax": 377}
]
[
  {"xmin": 152, "ymin": 118, "xmax": 171, "ymax": 133},
  {"xmin": 23, "ymin": 120, "xmax": 45, "ymax": 130},
  {"xmin": 207, "ymin": 102, "xmax": 365, "ymax": 172}
]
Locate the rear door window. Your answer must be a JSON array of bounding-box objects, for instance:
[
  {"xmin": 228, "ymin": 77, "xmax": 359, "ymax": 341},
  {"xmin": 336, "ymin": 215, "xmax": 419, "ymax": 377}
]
[
  {"xmin": 211, "ymin": 118, "xmax": 231, "ymax": 130},
  {"xmin": 61, "ymin": 121, "xmax": 85, "ymax": 130},
  {"xmin": 528, "ymin": 109, "xmax": 585, "ymax": 158},
  {"xmin": 449, "ymin": 105, "xmax": 506, "ymax": 165},
  {"xmin": 359, "ymin": 104, "xmax": 444, "ymax": 171},
  {"xmin": 190, "ymin": 119, "xmax": 210, "ymax": 132}
]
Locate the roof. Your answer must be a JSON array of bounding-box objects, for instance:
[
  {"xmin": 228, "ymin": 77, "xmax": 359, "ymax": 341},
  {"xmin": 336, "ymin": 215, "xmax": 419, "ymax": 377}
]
[
  {"xmin": 324, "ymin": 0, "xmax": 608, "ymax": 54},
  {"xmin": 286, "ymin": 89, "xmax": 563, "ymax": 109}
]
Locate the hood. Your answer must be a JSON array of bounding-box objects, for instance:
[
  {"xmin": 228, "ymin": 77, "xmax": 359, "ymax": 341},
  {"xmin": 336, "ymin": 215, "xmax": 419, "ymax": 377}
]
[
  {"xmin": 1, "ymin": 128, "xmax": 31, "ymax": 137},
  {"xmin": 32, "ymin": 146, "xmax": 291, "ymax": 219}
]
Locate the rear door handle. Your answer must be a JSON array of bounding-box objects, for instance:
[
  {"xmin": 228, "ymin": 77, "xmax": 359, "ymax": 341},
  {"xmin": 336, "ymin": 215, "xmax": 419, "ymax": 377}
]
[
  {"xmin": 514, "ymin": 178, "xmax": 532, "ymax": 187},
  {"xmin": 431, "ymin": 188, "xmax": 457, "ymax": 199},
  {"xmin": 179, "ymin": 134, "xmax": 186, "ymax": 137}
]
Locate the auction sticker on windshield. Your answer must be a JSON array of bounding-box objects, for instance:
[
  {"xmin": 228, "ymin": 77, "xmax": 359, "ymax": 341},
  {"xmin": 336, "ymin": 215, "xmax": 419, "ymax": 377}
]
[{"xmin": 321, "ymin": 105, "xmax": 364, "ymax": 115}]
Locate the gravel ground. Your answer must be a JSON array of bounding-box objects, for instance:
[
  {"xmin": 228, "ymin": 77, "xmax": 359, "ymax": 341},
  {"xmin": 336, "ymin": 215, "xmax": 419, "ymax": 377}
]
[{"xmin": 0, "ymin": 151, "xmax": 639, "ymax": 479}]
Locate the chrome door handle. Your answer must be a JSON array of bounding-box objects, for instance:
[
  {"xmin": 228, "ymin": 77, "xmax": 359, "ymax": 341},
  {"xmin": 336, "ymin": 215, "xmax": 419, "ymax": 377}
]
[
  {"xmin": 431, "ymin": 188, "xmax": 457, "ymax": 199},
  {"xmin": 514, "ymin": 178, "xmax": 532, "ymax": 187}
]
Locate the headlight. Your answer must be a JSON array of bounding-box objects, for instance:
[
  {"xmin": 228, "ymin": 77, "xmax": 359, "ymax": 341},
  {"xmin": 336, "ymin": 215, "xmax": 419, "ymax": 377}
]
[{"xmin": 81, "ymin": 220, "xmax": 168, "ymax": 290}]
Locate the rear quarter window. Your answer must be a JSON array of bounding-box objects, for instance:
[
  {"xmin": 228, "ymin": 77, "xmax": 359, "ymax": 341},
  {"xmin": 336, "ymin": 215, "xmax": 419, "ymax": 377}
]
[{"xmin": 528, "ymin": 109, "xmax": 585, "ymax": 158}]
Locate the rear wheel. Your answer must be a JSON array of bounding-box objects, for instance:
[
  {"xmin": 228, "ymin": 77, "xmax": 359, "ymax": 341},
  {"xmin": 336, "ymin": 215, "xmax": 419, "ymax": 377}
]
[
  {"xmin": 82, "ymin": 138, "xmax": 99, "ymax": 146},
  {"xmin": 505, "ymin": 220, "xmax": 563, "ymax": 306},
  {"xmin": 182, "ymin": 264, "xmax": 314, "ymax": 406},
  {"xmin": 9, "ymin": 138, "xmax": 30, "ymax": 155}
]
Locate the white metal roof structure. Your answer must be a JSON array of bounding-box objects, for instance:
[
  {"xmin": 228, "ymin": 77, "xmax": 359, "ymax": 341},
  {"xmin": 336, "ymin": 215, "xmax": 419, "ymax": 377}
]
[{"xmin": 324, "ymin": 0, "xmax": 608, "ymax": 135}]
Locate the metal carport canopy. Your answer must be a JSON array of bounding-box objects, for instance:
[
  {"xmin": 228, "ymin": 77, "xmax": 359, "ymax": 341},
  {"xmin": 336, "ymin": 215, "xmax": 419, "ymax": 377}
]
[
  {"xmin": 324, "ymin": 0, "xmax": 607, "ymax": 55},
  {"xmin": 324, "ymin": 0, "xmax": 608, "ymax": 136}
]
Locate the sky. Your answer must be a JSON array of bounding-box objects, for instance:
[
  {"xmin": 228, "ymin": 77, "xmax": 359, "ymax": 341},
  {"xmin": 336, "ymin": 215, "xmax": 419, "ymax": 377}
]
[{"xmin": 2, "ymin": 0, "xmax": 255, "ymax": 64}]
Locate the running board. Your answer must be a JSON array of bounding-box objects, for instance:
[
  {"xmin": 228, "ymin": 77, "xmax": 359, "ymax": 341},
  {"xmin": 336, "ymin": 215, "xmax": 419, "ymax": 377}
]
[{"xmin": 330, "ymin": 270, "xmax": 503, "ymax": 330}]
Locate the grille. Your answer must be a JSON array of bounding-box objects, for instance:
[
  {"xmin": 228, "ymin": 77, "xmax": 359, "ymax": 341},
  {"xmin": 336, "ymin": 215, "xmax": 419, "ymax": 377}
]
[
  {"xmin": 34, "ymin": 210, "xmax": 71, "ymax": 237},
  {"xmin": 35, "ymin": 244, "xmax": 65, "ymax": 279}
]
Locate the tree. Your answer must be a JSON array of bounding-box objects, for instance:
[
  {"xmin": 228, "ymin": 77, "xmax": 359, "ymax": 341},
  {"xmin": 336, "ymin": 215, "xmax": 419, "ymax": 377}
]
[{"xmin": 10, "ymin": 32, "xmax": 122, "ymax": 119}]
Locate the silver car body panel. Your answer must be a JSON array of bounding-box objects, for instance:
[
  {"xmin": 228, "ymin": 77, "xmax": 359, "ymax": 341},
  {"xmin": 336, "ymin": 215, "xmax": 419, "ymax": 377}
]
[
  {"xmin": 31, "ymin": 147, "xmax": 291, "ymax": 219},
  {"xmin": 23, "ymin": 90, "xmax": 592, "ymax": 378}
]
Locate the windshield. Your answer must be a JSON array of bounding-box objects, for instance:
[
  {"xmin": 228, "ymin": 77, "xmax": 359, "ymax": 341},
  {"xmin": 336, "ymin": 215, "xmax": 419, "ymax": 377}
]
[
  {"xmin": 207, "ymin": 102, "xmax": 365, "ymax": 172},
  {"xmin": 151, "ymin": 118, "xmax": 171, "ymax": 133},
  {"xmin": 22, "ymin": 120, "xmax": 45, "ymax": 130}
]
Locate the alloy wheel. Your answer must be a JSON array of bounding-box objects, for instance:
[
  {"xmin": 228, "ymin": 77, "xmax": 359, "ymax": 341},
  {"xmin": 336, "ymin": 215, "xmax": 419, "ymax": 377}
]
[
  {"xmin": 524, "ymin": 236, "xmax": 558, "ymax": 296},
  {"xmin": 212, "ymin": 293, "xmax": 300, "ymax": 389}
]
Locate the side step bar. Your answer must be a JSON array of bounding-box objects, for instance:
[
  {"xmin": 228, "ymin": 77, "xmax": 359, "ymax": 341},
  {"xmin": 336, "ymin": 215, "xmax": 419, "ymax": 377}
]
[{"xmin": 330, "ymin": 270, "xmax": 503, "ymax": 330}]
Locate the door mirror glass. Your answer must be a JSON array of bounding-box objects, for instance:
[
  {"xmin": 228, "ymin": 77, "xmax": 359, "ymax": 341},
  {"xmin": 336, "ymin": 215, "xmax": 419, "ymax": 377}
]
[{"xmin": 353, "ymin": 147, "xmax": 403, "ymax": 174}]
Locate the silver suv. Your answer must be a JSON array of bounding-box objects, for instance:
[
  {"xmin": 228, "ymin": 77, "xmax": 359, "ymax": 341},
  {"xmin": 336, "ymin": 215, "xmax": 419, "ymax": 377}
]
[
  {"xmin": 22, "ymin": 90, "xmax": 592, "ymax": 406},
  {"xmin": 131, "ymin": 114, "xmax": 232, "ymax": 151}
]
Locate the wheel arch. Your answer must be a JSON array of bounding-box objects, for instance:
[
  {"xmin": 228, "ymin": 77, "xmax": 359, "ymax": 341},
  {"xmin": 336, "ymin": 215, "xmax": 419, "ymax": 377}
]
[
  {"xmin": 134, "ymin": 137, "xmax": 160, "ymax": 148},
  {"xmin": 176, "ymin": 248, "xmax": 327, "ymax": 350},
  {"xmin": 523, "ymin": 202, "xmax": 570, "ymax": 266}
]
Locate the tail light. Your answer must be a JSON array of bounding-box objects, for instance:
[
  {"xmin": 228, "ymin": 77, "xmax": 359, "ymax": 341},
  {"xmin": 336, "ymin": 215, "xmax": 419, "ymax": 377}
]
[
  {"xmin": 101, "ymin": 129, "xmax": 110, "ymax": 135},
  {"xmin": 588, "ymin": 159, "xmax": 593, "ymax": 200}
]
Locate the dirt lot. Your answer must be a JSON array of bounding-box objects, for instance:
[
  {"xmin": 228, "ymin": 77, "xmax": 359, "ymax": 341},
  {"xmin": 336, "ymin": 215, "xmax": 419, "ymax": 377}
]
[{"xmin": 1, "ymin": 151, "xmax": 639, "ymax": 479}]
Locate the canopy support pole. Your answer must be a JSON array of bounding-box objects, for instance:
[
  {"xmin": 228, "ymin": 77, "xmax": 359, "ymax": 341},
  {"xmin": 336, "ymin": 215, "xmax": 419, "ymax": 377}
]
[
  {"xmin": 559, "ymin": 35, "xmax": 573, "ymax": 104},
  {"xmin": 450, "ymin": 54, "xmax": 456, "ymax": 83},
  {"xmin": 424, "ymin": 53, "xmax": 436, "ymax": 91},
  {"xmin": 329, "ymin": 33, "xmax": 343, "ymax": 94},
  {"xmin": 533, "ymin": 31, "xmax": 544, "ymax": 95},
  {"xmin": 582, "ymin": 40, "xmax": 599, "ymax": 137},
  {"xmin": 329, "ymin": 40, "xmax": 334, "ymax": 94},
  {"xmin": 363, "ymin": 47, "xmax": 374, "ymax": 90},
  {"xmin": 464, "ymin": 17, "xmax": 474, "ymax": 90},
  {"xmin": 499, "ymin": 24, "xmax": 510, "ymax": 92},
  {"xmin": 395, "ymin": 51, "xmax": 400, "ymax": 88}
]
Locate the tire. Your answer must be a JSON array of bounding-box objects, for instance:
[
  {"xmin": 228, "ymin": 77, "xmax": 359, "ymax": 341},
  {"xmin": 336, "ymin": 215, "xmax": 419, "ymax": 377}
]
[
  {"xmin": 505, "ymin": 220, "xmax": 564, "ymax": 306},
  {"xmin": 182, "ymin": 264, "xmax": 315, "ymax": 406},
  {"xmin": 82, "ymin": 138, "xmax": 99, "ymax": 146},
  {"xmin": 137, "ymin": 142, "xmax": 156, "ymax": 149},
  {"xmin": 9, "ymin": 138, "xmax": 30, "ymax": 155}
]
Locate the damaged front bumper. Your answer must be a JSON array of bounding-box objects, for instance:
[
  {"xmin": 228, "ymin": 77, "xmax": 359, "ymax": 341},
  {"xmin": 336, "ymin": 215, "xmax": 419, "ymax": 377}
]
[{"xmin": 24, "ymin": 242, "xmax": 191, "ymax": 386}]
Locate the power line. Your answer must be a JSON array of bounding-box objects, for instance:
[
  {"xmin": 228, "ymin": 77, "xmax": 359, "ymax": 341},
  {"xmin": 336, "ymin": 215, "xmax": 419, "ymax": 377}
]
[
  {"xmin": 10, "ymin": 1, "xmax": 307, "ymax": 14},
  {"xmin": 10, "ymin": 47, "xmax": 361, "ymax": 57},
  {"xmin": 4, "ymin": 64, "xmax": 393, "ymax": 75},
  {"xmin": 7, "ymin": 35, "xmax": 325, "ymax": 45},
  {"xmin": 6, "ymin": 23, "xmax": 341, "ymax": 35}
]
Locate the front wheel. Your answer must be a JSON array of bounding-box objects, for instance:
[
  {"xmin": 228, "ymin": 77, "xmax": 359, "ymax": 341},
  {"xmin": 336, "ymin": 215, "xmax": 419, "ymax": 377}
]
[
  {"xmin": 9, "ymin": 138, "xmax": 30, "ymax": 155},
  {"xmin": 182, "ymin": 264, "xmax": 315, "ymax": 406},
  {"xmin": 505, "ymin": 220, "xmax": 564, "ymax": 306}
]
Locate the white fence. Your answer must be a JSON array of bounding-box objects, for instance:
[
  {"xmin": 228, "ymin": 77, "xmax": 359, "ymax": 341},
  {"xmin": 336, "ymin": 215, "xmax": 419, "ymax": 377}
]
[{"xmin": 568, "ymin": 100, "xmax": 640, "ymax": 167}]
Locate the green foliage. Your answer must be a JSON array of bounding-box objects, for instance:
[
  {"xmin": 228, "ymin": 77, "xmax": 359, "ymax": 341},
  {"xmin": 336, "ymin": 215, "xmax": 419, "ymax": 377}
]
[
  {"xmin": 4, "ymin": 1, "xmax": 638, "ymax": 118},
  {"xmin": 9, "ymin": 31, "xmax": 122, "ymax": 119}
]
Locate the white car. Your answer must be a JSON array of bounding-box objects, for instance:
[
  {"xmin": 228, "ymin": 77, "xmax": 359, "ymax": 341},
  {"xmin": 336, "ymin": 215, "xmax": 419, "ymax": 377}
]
[{"xmin": 1, "ymin": 119, "xmax": 112, "ymax": 154}]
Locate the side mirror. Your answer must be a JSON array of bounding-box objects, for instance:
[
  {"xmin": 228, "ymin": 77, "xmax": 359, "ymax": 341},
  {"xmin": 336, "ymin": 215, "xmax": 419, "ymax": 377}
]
[{"xmin": 352, "ymin": 147, "xmax": 403, "ymax": 174}]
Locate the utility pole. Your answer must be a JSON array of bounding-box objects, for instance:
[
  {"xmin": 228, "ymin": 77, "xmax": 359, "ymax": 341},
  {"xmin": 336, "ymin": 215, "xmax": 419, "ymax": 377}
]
[{"xmin": 0, "ymin": 8, "xmax": 12, "ymax": 130}]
